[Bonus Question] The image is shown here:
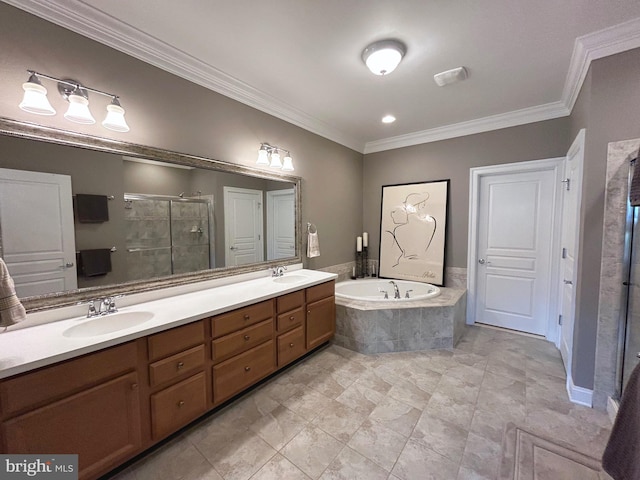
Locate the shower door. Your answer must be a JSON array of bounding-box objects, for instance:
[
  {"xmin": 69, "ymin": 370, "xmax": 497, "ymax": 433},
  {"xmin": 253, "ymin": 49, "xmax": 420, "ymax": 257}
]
[{"xmin": 622, "ymin": 204, "xmax": 640, "ymax": 392}]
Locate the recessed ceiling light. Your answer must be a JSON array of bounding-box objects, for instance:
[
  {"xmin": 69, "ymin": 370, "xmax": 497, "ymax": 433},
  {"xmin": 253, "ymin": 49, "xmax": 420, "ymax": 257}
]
[{"xmin": 382, "ymin": 115, "xmax": 396, "ymax": 124}]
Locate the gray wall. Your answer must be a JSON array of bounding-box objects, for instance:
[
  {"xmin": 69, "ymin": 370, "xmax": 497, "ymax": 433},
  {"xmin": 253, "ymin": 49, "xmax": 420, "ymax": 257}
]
[
  {"xmin": 567, "ymin": 48, "xmax": 640, "ymax": 389},
  {"xmin": 0, "ymin": 3, "xmax": 363, "ymax": 271},
  {"xmin": 363, "ymin": 119, "xmax": 570, "ymax": 268}
]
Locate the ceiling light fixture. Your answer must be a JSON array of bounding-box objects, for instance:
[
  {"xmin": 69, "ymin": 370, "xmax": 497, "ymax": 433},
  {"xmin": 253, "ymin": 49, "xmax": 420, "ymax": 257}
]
[
  {"xmin": 257, "ymin": 143, "xmax": 294, "ymax": 171},
  {"xmin": 361, "ymin": 39, "xmax": 406, "ymax": 76},
  {"xmin": 382, "ymin": 115, "xmax": 396, "ymax": 124},
  {"xmin": 19, "ymin": 70, "xmax": 130, "ymax": 132}
]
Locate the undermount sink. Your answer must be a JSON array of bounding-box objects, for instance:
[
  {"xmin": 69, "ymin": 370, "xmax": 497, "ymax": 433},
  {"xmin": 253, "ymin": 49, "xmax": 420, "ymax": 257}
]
[
  {"xmin": 63, "ymin": 311, "xmax": 155, "ymax": 338},
  {"xmin": 272, "ymin": 274, "xmax": 309, "ymax": 284}
]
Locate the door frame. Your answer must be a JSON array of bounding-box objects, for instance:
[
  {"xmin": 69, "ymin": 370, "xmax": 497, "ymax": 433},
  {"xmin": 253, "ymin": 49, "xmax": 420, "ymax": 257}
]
[{"xmin": 467, "ymin": 157, "xmax": 565, "ymax": 341}]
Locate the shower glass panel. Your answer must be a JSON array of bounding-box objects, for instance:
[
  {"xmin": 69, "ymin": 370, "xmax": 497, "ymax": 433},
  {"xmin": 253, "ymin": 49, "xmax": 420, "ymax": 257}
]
[{"xmin": 124, "ymin": 194, "xmax": 211, "ymax": 281}]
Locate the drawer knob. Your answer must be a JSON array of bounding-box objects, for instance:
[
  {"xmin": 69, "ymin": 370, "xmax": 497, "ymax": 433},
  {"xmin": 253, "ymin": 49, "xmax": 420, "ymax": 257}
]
[
  {"xmin": 289, "ymin": 316, "xmax": 295, "ymax": 321},
  {"xmin": 178, "ymin": 400, "xmax": 185, "ymax": 407},
  {"xmin": 131, "ymin": 383, "xmax": 138, "ymax": 390},
  {"xmin": 177, "ymin": 362, "xmax": 185, "ymax": 370},
  {"xmin": 244, "ymin": 366, "xmax": 251, "ymax": 372},
  {"xmin": 289, "ymin": 343, "xmax": 295, "ymax": 348},
  {"xmin": 244, "ymin": 335, "xmax": 250, "ymax": 341},
  {"xmin": 307, "ymin": 310, "xmax": 311, "ymax": 315},
  {"xmin": 244, "ymin": 314, "xmax": 250, "ymax": 320}
]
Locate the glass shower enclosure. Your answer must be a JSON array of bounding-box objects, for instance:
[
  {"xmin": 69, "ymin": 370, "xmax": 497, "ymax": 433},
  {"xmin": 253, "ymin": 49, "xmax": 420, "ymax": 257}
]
[{"xmin": 123, "ymin": 193, "xmax": 213, "ymax": 281}]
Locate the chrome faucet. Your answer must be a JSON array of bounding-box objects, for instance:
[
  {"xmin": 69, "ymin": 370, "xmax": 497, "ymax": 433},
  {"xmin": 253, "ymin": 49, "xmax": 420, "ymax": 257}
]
[
  {"xmin": 272, "ymin": 265, "xmax": 287, "ymax": 277},
  {"xmin": 389, "ymin": 281, "xmax": 401, "ymax": 299},
  {"xmin": 86, "ymin": 296, "xmax": 119, "ymax": 317}
]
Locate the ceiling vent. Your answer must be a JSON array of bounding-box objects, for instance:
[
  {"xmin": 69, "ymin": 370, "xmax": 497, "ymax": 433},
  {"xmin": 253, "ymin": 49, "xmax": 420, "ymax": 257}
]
[{"xmin": 433, "ymin": 67, "xmax": 468, "ymax": 86}]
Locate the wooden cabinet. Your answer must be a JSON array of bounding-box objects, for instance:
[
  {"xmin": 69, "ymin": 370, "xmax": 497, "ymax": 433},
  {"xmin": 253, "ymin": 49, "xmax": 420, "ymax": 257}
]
[
  {"xmin": 0, "ymin": 344, "xmax": 141, "ymax": 480},
  {"xmin": 147, "ymin": 320, "xmax": 207, "ymax": 441},
  {"xmin": 0, "ymin": 278, "xmax": 335, "ymax": 480},
  {"xmin": 306, "ymin": 285, "xmax": 336, "ymax": 350}
]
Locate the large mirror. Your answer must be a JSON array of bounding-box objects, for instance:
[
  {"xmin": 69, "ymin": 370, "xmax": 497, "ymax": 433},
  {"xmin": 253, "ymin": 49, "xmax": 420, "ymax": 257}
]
[{"xmin": 0, "ymin": 118, "xmax": 301, "ymax": 311}]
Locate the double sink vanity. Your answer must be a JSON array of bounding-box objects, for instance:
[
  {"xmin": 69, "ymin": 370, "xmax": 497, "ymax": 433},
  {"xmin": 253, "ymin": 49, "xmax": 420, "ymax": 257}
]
[{"xmin": 0, "ymin": 267, "xmax": 336, "ymax": 480}]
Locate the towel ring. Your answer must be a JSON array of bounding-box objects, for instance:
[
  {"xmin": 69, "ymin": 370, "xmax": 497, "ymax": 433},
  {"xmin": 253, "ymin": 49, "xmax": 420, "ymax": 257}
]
[{"xmin": 307, "ymin": 222, "xmax": 317, "ymax": 234}]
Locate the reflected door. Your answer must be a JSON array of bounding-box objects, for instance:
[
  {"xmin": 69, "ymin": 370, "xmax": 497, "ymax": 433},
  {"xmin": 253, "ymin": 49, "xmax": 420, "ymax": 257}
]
[
  {"xmin": 0, "ymin": 168, "xmax": 77, "ymax": 296},
  {"xmin": 223, "ymin": 187, "xmax": 264, "ymax": 266},
  {"xmin": 475, "ymin": 169, "xmax": 555, "ymax": 335},
  {"xmin": 267, "ymin": 189, "xmax": 295, "ymax": 260}
]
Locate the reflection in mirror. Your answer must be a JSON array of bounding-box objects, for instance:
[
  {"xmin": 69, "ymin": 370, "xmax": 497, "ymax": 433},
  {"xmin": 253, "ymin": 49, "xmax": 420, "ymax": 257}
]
[{"xmin": 0, "ymin": 120, "xmax": 300, "ymax": 309}]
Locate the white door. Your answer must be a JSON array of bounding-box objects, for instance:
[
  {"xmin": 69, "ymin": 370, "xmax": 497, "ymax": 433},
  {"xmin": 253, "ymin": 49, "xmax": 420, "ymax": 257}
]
[
  {"xmin": 0, "ymin": 168, "xmax": 77, "ymax": 297},
  {"xmin": 223, "ymin": 187, "xmax": 264, "ymax": 266},
  {"xmin": 474, "ymin": 169, "xmax": 556, "ymax": 335},
  {"xmin": 267, "ymin": 189, "xmax": 295, "ymax": 260},
  {"xmin": 557, "ymin": 129, "xmax": 584, "ymax": 372}
]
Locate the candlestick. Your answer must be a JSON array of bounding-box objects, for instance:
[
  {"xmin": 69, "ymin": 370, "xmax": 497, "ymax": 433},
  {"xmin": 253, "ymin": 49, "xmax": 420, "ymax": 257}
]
[{"xmin": 363, "ymin": 246, "xmax": 368, "ymax": 277}]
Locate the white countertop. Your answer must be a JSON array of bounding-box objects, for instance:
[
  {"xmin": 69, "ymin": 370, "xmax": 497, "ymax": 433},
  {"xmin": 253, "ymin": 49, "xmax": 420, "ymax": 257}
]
[{"xmin": 0, "ymin": 268, "xmax": 336, "ymax": 380}]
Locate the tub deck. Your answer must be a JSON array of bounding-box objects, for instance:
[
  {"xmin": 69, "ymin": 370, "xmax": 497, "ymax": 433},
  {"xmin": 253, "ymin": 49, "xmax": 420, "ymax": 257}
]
[{"xmin": 334, "ymin": 287, "xmax": 466, "ymax": 354}]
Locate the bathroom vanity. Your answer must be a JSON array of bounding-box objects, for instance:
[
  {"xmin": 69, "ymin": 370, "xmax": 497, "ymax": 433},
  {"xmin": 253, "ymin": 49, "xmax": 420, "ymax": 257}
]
[{"xmin": 0, "ymin": 270, "xmax": 335, "ymax": 480}]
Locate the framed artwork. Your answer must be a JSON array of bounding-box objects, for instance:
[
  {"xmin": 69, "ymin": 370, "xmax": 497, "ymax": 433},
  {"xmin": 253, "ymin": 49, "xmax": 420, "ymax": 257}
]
[{"xmin": 378, "ymin": 179, "xmax": 449, "ymax": 285}]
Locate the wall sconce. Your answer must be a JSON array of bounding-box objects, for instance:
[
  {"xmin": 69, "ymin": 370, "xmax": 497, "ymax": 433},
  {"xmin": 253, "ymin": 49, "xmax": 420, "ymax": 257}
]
[
  {"xmin": 257, "ymin": 142, "xmax": 294, "ymax": 171},
  {"xmin": 19, "ymin": 70, "xmax": 130, "ymax": 132}
]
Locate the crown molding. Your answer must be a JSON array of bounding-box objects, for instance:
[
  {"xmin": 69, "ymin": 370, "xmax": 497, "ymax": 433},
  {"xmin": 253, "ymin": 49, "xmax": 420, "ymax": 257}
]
[
  {"xmin": 6, "ymin": 1, "xmax": 640, "ymax": 155},
  {"xmin": 4, "ymin": 0, "xmax": 365, "ymax": 153},
  {"xmin": 364, "ymin": 101, "xmax": 569, "ymax": 154}
]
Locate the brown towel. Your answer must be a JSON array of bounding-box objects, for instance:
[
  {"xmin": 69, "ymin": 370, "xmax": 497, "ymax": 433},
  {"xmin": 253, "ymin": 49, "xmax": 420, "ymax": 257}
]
[
  {"xmin": 630, "ymin": 157, "xmax": 640, "ymax": 207},
  {"xmin": 0, "ymin": 258, "xmax": 26, "ymax": 327},
  {"xmin": 75, "ymin": 194, "xmax": 109, "ymax": 223},
  {"xmin": 602, "ymin": 361, "xmax": 640, "ymax": 479},
  {"xmin": 79, "ymin": 249, "xmax": 112, "ymax": 277}
]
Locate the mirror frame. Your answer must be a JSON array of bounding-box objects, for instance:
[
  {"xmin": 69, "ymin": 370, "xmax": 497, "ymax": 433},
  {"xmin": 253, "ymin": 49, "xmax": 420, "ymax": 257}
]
[{"xmin": 0, "ymin": 117, "xmax": 302, "ymax": 312}]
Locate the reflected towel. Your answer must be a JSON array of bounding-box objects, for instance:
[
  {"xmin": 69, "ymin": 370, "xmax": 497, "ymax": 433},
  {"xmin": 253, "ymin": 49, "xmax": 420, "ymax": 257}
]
[
  {"xmin": 0, "ymin": 258, "xmax": 26, "ymax": 328},
  {"xmin": 307, "ymin": 230, "xmax": 320, "ymax": 258},
  {"xmin": 602, "ymin": 361, "xmax": 640, "ymax": 479},
  {"xmin": 75, "ymin": 194, "xmax": 109, "ymax": 223},
  {"xmin": 630, "ymin": 156, "xmax": 640, "ymax": 206},
  {"xmin": 79, "ymin": 249, "xmax": 112, "ymax": 277}
]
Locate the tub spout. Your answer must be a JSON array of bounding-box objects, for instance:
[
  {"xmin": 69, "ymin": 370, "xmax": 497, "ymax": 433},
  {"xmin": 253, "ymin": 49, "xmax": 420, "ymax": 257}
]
[{"xmin": 389, "ymin": 281, "xmax": 401, "ymax": 299}]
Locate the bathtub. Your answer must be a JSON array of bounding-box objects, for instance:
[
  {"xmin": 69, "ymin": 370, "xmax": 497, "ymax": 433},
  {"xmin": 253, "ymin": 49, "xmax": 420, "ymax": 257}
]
[
  {"xmin": 333, "ymin": 279, "xmax": 466, "ymax": 354},
  {"xmin": 335, "ymin": 278, "xmax": 440, "ymax": 302}
]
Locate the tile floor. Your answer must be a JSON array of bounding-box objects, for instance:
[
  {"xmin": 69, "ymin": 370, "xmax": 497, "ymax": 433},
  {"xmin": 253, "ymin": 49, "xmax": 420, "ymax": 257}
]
[{"xmin": 108, "ymin": 325, "xmax": 613, "ymax": 480}]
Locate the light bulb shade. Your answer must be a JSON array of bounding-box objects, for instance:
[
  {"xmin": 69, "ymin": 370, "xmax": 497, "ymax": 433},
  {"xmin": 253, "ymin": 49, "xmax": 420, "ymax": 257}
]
[
  {"xmin": 362, "ymin": 40, "xmax": 406, "ymax": 76},
  {"xmin": 282, "ymin": 154, "xmax": 294, "ymax": 171},
  {"xmin": 19, "ymin": 80, "xmax": 56, "ymax": 115},
  {"xmin": 102, "ymin": 102, "xmax": 130, "ymax": 132},
  {"xmin": 257, "ymin": 146, "xmax": 270, "ymax": 165},
  {"xmin": 269, "ymin": 151, "xmax": 282, "ymax": 168},
  {"xmin": 64, "ymin": 94, "xmax": 95, "ymax": 124}
]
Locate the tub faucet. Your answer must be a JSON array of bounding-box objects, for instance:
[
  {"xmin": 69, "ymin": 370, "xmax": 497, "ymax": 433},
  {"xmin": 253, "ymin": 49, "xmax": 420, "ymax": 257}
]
[{"xmin": 389, "ymin": 281, "xmax": 401, "ymax": 299}]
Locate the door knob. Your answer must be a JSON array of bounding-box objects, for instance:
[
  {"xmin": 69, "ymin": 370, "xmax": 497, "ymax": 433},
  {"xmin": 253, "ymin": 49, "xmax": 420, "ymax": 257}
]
[
  {"xmin": 230, "ymin": 246, "xmax": 237, "ymax": 250},
  {"xmin": 478, "ymin": 259, "xmax": 491, "ymax": 265},
  {"xmin": 563, "ymin": 279, "xmax": 573, "ymax": 285}
]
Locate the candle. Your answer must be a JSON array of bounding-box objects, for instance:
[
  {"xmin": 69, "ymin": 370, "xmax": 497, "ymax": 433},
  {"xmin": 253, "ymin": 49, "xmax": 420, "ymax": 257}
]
[
  {"xmin": 363, "ymin": 232, "xmax": 368, "ymax": 247},
  {"xmin": 356, "ymin": 236, "xmax": 362, "ymax": 252}
]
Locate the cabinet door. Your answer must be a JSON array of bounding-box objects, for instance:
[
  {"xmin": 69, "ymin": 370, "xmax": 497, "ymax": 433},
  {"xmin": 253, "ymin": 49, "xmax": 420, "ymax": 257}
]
[
  {"xmin": 306, "ymin": 296, "xmax": 335, "ymax": 350},
  {"xmin": 2, "ymin": 372, "xmax": 141, "ymax": 480}
]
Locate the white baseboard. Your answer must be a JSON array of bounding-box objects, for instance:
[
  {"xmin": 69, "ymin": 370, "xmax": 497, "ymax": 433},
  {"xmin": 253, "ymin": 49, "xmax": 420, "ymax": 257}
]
[
  {"xmin": 607, "ymin": 396, "xmax": 619, "ymax": 423},
  {"xmin": 566, "ymin": 375, "xmax": 593, "ymax": 407}
]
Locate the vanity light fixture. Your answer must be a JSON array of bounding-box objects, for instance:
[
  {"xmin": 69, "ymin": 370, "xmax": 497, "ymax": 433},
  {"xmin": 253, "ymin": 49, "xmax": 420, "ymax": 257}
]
[
  {"xmin": 19, "ymin": 70, "xmax": 130, "ymax": 132},
  {"xmin": 257, "ymin": 142, "xmax": 294, "ymax": 171},
  {"xmin": 361, "ymin": 39, "xmax": 406, "ymax": 76}
]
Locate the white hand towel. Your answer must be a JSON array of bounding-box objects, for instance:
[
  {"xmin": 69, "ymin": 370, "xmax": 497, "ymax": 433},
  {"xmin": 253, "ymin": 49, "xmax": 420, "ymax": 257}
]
[
  {"xmin": 0, "ymin": 258, "xmax": 26, "ymax": 328},
  {"xmin": 307, "ymin": 229, "xmax": 320, "ymax": 258}
]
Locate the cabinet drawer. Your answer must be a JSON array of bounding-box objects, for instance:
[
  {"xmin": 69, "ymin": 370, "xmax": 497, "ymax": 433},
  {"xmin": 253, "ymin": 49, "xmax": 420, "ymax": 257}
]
[
  {"xmin": 213, "ymin": 340, "xmax": 275, "ymax": 403},
  {"xmin": 212, "ymin": 319, "xmax": 273, "ymax": 363},
  {"xmin": 276, "ymin": 307, "xmax": 304, "ymax": 333},
  {"xmin": 0, "ymin": 342, "xmax": 137, "ymax": 418},
  {"xmin": 211, "ymin": 300, "xmax": 273, "ymax": 338},
  {"xmin": 151, "ymin": 372, "xmax": 207, "ymax": 440},
  {"xmin": 277, "ymin": 326, "xmax": 306, "ymax": 367},
  {"xmin": 306, "ymin": 281, "xmax": 335, "ymax": 303},
  {"xmin": 148, "ymin": 321, "xmax": 205, "ymax": 362},
  {"xmin": 149, "ymin": 345, "xmax": 205, "ymax": 388},
  {"xmin": 277, "ymin": 290, "xmax": 304, "ymax": 313}
]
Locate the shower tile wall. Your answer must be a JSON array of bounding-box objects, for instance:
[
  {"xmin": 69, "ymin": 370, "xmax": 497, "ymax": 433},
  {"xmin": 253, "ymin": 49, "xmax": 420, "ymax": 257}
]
[
  {"xmin": 124, "ymin": 199, "xmax": 172, "ymax": 280},
  {"xmin": 171, "ymin": 201, "xmax": 210, "ymax": 274}
]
